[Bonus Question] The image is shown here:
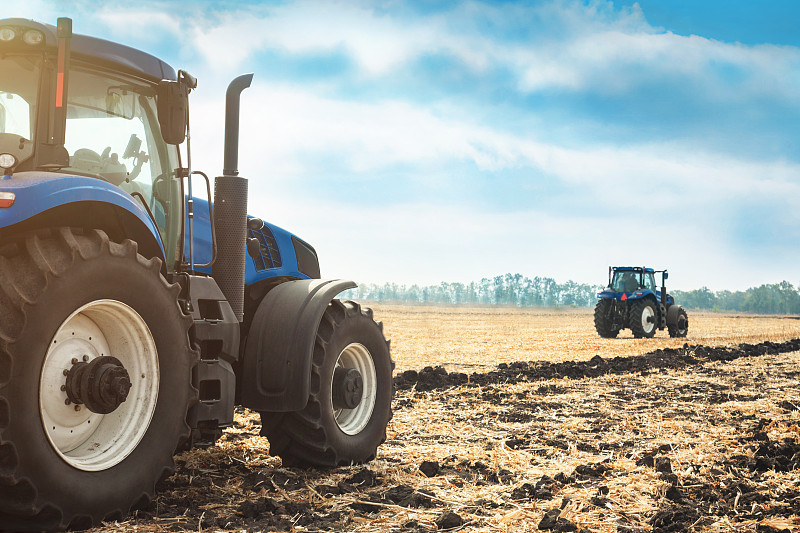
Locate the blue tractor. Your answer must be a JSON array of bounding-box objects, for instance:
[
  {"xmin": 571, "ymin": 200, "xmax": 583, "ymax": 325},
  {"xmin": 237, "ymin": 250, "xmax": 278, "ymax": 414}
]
[
  {"xmin": 594, "ymin": 266, "xmax": 688, "ymax": 338},
  {"xmin": 0, "ymin": 18, "xmax": 393, "ymax": 529}
]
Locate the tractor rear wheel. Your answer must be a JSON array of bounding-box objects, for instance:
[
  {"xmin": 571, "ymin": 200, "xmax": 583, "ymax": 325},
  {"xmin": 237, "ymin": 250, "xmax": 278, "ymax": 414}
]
[
  {"xmin": 0, "ymin": 228, "xmax": 195, "ymax": 530},
  {"xmin": 629, "ymin": 299, "xmax": 657, "ymax": 338},
  {"xmin": 594, "ymin": 299, "xmax": 620, "ymax": 338},
  {"xmin": 260, "ymin": 300, "xmax": 393, "ymax": 466},
  {"xmin": 668, "ymin": 307, "xmax": 689, "ymax": 338}
]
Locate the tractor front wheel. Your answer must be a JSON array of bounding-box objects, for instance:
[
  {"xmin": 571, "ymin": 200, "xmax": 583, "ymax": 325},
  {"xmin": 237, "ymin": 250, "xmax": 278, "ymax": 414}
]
[
  {"xmin": 0, "ymin": 228, "xmax": 195, "ymax": 530},
  {"xmin": 260, "ymin": 300, "xmax": 393, "ymax": 466},
  {"xmin": 629, "ymin": 299, "xmax": 657, "ymax": 338}
]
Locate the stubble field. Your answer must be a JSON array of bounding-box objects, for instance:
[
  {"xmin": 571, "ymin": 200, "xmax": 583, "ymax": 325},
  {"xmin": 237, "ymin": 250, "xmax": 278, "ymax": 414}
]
[{"xmin": 94, "ymin": 306, "xmax": 800, "ymax": 533}]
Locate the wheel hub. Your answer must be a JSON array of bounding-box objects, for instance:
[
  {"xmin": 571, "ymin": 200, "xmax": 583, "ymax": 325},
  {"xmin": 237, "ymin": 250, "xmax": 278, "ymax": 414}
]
[
  {"xmin": 332, "ymin": 367, "xmax": 363, "ymax": 410},
  {"xmin": 65, "ymin": 356, "xmax": 132, "ymax": 414}
]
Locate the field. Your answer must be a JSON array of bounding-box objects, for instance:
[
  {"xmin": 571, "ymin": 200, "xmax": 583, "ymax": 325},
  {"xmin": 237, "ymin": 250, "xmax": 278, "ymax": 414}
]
[
  {"xmin": 378, "ymin": 306, "xmax": 800, "ymax": 371},
  {"xmin": 95, "ymin": 306, "xmax": 800, "ymax": 533}
]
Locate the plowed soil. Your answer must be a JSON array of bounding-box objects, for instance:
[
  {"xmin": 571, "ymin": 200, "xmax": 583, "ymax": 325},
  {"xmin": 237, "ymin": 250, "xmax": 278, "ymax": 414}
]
[{"xmin": 88, "ymin": 307, "xmax": 800, "ymax": 533}]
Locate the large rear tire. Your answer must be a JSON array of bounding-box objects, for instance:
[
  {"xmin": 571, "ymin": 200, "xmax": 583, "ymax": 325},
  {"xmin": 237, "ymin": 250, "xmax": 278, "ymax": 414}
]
[
  {"xmin": 668, "ymin": 307, "xmax": 689, "ymax": 338},
  {"xmin": 594, "ymin": 299, "xmax": 620, "ymax": 338},
  {"xmin": 629, "ymin": 299, "xmax": 657, "ymax": 338},
  {"xmin": 0, "ymin": 228, "xmax": 195, "ymax": 530},
  {"xmin": 260, "ymin": 300, "xmax": 393, "ymax": 466}
]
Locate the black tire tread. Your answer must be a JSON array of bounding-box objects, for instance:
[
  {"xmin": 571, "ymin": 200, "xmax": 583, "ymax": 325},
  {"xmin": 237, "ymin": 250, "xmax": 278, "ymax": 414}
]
[
  {"xmin": 668, "ymin": 307, "xmax": 689, "ymax": 338},
  {"xmin": 593, "ymin": 299, "xmax": 620, "ymax": 338},
  {"xmin": 0, "ymin": 227, "xmax": 195, "ymax": 530},
  {"xmin": 261, "ymin": 299, "xmax": 393, "ymax": 467}
]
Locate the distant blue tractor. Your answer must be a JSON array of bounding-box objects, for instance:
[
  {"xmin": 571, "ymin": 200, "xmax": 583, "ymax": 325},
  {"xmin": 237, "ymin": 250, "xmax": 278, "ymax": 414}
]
[{"xmin": 595, "ymin": 266, "xmax": 688, "ymax": 338}]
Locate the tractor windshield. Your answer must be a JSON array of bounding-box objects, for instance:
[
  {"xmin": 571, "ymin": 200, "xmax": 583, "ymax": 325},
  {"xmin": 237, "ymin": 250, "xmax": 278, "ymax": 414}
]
[
  {"xmin": 63, "ymin": 65, "xmax": 182, "ymax": 268},
  {"xmin": 0, "ymin": 55, "xmax": 39, "ymax": 167},
  {"xmin": 611, "ymin": 270, "xmax": 641, "ymax": 292}
]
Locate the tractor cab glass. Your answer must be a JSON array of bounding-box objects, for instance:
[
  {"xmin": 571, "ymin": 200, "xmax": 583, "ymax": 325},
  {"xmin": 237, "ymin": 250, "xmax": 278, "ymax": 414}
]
[
  {"xmin": 0, "ymin": 55, "xmax": 39, "ymax": 167},
  {"xmin": 62, "ymin": 66, "xmax": 182, "ymax": 267},
  {"xmin": 643, "ymin": 272, "xmax": 656, "ymax": 291},
  {"xmin": 611, "ymin": 270, "xmax": 641, "ymax": 292}
]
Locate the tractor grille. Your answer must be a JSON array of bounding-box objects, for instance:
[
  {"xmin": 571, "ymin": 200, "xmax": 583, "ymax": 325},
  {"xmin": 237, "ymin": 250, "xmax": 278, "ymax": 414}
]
[{"xmin": 249, "ymin": 226, "xmax": 282, "ymax": 271}]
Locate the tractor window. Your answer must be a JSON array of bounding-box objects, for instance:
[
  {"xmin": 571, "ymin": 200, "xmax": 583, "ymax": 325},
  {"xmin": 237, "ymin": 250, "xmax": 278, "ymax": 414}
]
[
  {"xmin": 611, "ymin": 271, "xmax": 640, "ymax": 292},
  {"xmin": 0, "ymin": 55, "xmax": 40, "ymax": 168},
  {"xmin": 0, "ymin": 91, "xmax": 32, "ymax": 138},
  {"xmin": 63, "ymin": 66, "xmax": 181, "ymax": 270},
  {"xmin": 643, "ymin": 273, "xmax": 656, "ymax": 291},
  {"xmin": 64, "ymin": 68, "xmax": 154, "ymax": 189}
]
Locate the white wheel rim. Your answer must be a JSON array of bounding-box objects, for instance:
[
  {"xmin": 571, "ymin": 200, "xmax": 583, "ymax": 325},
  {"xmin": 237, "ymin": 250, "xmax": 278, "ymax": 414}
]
[
  {"xmin": 39, "ymin": 300, "xmax": 159, "ymax": 471},
  {"xmin": 332, "ymin": 343, "xmax": 376, "ymax": 435},
  {"xmin": 641, "ymin": 304, "xmax": 655, "ymax": 334}
]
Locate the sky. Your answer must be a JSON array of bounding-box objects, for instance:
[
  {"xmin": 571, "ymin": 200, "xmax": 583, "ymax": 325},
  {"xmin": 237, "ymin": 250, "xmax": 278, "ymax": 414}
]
[{"xmin": 11, "ymin": 0, "xmax": 800, "ymax": 291}]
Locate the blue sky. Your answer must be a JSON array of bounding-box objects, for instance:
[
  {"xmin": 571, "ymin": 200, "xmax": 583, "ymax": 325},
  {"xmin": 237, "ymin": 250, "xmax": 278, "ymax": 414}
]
[{"xmin": 14, "ymin": 0, "xmax": 800, "ymax": 290}]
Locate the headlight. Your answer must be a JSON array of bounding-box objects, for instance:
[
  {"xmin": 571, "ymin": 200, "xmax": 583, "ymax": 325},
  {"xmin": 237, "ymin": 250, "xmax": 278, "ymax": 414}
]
[
  {"xmin": 0, "ymin": 27, "xmax": 16, "ymax": 42},
  {"xmin": 0, "ymin": 153, "xmax": 17, "ymax": 170},
  {"xmin": 23, "ymin": 29, "xmax": 44, "ymax": 46}
]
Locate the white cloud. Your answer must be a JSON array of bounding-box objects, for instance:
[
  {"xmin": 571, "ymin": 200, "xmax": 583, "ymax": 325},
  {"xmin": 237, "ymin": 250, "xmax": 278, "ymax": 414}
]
[
  {"xmin": 516, "ymin": 30, "xmax": 800, "ymax": 100},
  {"xmin": 183, "ymin": 0, "xmax": 500, "ymax": 76},
  {"xmin": 191, "ymin": 85, "xmax": 800, "ymax": 207},
  {"xmin": 95, "ymin": 8, "xmax": 182, "ymax": 40},
  {"xmin": 165, "ymin": 0, "xmax": 800, "ymax": 106},
  {"xmin": 63, "ymin": 1, "xmax": 800, "ymax": 106}
]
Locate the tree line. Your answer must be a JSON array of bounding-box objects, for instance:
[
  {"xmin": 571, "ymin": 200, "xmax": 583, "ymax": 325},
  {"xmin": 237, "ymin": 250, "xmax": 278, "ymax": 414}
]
[
  {"xmin": 344, "ymin": 274, "xmax": 600, "ymax": 308},
  {"xmin": 342, "ymin": 274, "xmax": 800, "ymax": 315},
  {"xmin": 671, "ymin": 281, "xmax": 800, "ymax": 314}
]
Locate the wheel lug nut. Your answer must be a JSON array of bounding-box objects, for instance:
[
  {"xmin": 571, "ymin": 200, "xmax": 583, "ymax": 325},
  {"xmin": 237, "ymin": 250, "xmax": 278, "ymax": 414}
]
[
  {"xmin": 63, "ymin": 369, "xmax": 69, "ymax": 376},
  {"xmin": 71, "ymin": 358, "xmax": 78, "ymax": 365},
  {"xmin": 65, "ymin": 398, "xmax": 71, "ymax": 405},
  {"xmin": 60, "ymin": 385, "xmax": 66, "ymax": 391},
  {"xmin": 83, "ymin": 355, "xmax": 90, "ymax": 362},
  {"xmin": 74, "ymin": 405, "xmax": 81, "ymax": 411}
]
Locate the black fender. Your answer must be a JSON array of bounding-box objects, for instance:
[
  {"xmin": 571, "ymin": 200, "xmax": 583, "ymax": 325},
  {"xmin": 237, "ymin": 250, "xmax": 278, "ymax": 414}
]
[
  {"xmin": 240, "ymin": 278, "xmax": 357, "ymax": 412},
  {"xmin": 666, "ymin": 304, "xmax": 686, "ymax": 327}
]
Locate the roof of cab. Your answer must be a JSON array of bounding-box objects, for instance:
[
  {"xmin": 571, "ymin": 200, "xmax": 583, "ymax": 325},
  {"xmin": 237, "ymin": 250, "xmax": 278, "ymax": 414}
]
[
  {"xmin": 0, "ymin": 18, "xmax": 176, "ymax": 82},
  {"xmin": 612, "ymin": 266, "xmax": 656, "ymax": 273}
]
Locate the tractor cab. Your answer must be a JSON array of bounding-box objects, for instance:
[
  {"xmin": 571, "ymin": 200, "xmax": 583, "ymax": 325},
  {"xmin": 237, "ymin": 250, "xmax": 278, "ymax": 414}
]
[
  {"xmin": 0, "ymin": 19, "xmax": 185, "ymax": 267},
  {"xmin": 601, "ymin": 266, "xmax": 671, "ymax": 305},
  {"xmin": 610, "ymin": 268, "xmax": 656, "ymax": 293}
]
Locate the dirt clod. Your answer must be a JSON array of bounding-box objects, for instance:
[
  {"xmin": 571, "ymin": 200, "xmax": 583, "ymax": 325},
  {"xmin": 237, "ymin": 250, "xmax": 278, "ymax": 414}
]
[
  {"xmin": 419, "ymin": 460, "xmax": 440, "ymax": 477},
  {"xmin": 435, "ymin": 510, "xmax": 464, "ymax": 530}
]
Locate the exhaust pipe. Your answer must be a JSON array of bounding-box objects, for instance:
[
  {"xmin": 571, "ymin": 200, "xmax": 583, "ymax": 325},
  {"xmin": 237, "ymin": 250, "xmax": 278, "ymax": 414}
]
[{"xmin": 212, "ymin": 73, "xmax": 253, "ymax": 322}]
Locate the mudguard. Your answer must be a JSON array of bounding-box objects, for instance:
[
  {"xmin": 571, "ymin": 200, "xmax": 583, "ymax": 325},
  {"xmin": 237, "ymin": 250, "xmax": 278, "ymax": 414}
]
[
  {"xmin": 666, "ymin": 304, "xmax": 686, "ymax": 327},
  {"xmin": 240, "ymin": 278, "xmax": 357, "ymax": 412},
  {"xmin": 0, "ymin": 172, "xmax": 165, "ymax": 258}
]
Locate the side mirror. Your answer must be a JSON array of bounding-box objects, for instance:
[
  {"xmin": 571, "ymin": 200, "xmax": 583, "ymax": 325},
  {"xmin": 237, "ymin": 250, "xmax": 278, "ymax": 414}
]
[
  {"xmin": 664, "ymin": 271, "xmax": 669, "ymax": 280},
  {"xmin": 157, "ymin": 80, "xmax": 188, "ymax": 145}
]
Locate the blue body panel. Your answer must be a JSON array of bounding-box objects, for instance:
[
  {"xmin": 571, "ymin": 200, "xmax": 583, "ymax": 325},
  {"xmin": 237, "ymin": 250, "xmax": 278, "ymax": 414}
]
[
  {"xmin": 0, "ymin": 171, "xmax": 164, "ymax": 255},
  {"xmin": 0, "ymin": 175, "xmax": 307, "ymax": 287},
  {"xmin": 186, "ymin": 197, "xmax": 309, "ymax": 285},
  {"xmin": 597, "ymin": 288, "xmax": 667, "ymax": 304}
]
